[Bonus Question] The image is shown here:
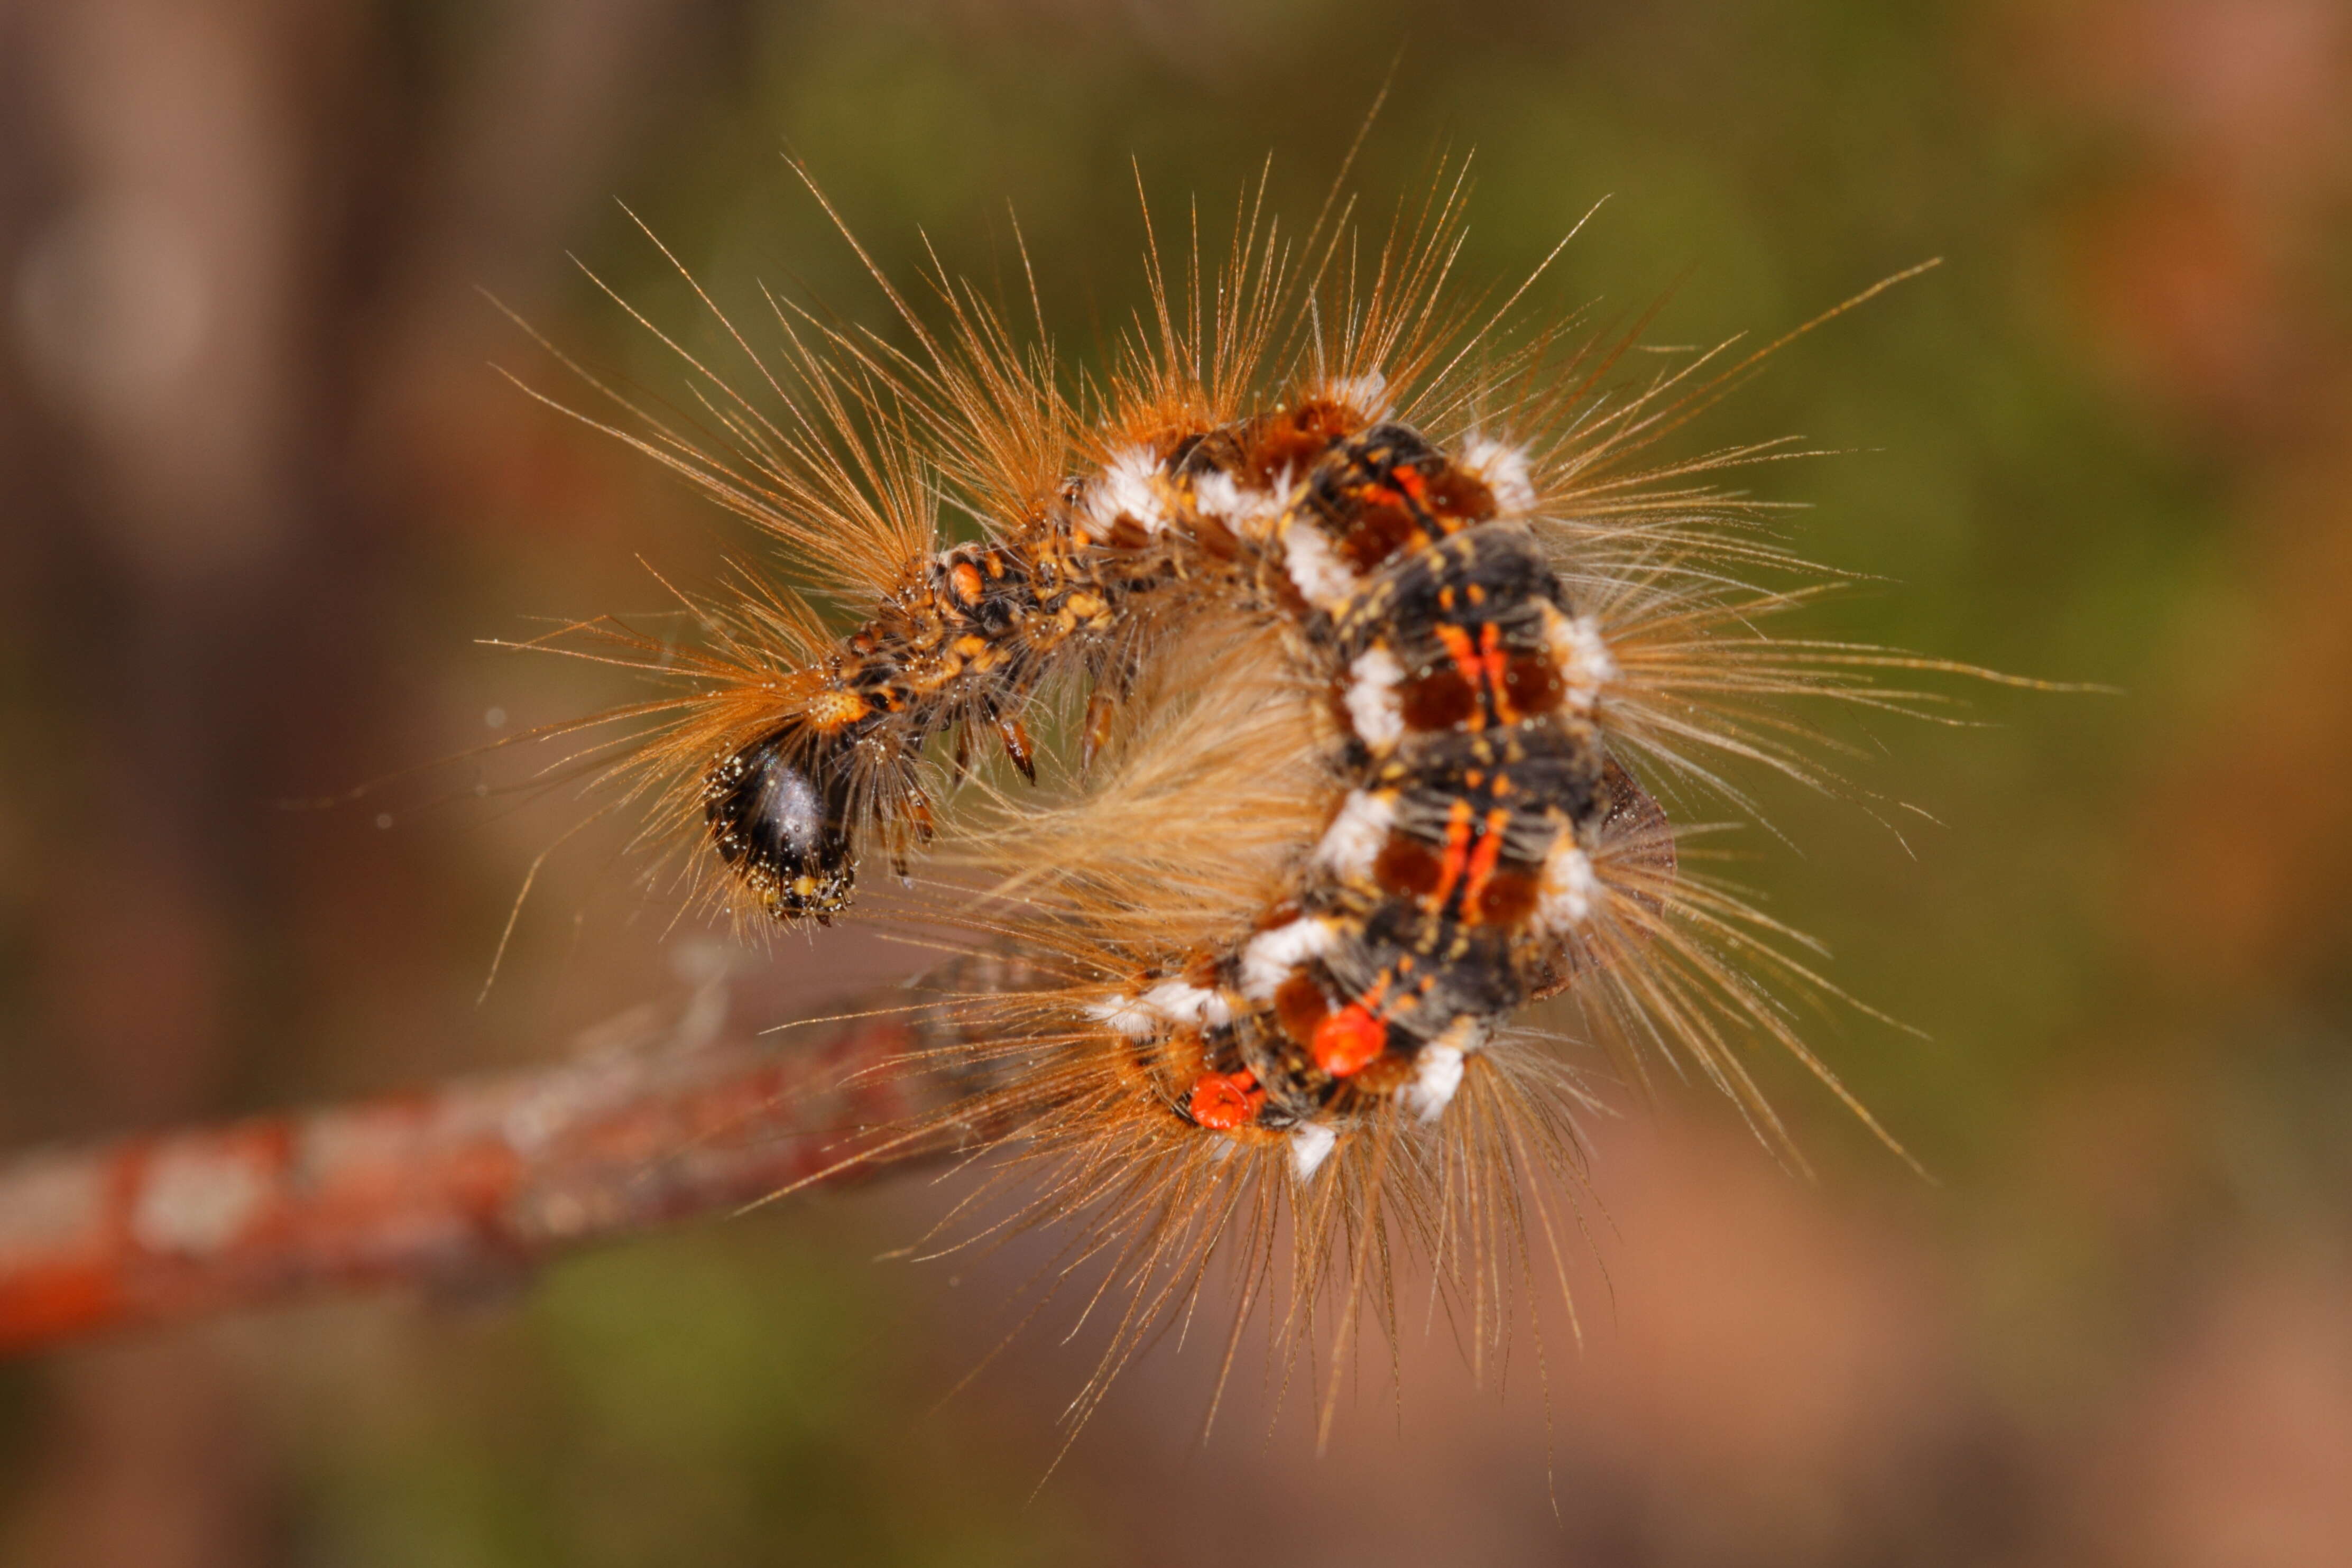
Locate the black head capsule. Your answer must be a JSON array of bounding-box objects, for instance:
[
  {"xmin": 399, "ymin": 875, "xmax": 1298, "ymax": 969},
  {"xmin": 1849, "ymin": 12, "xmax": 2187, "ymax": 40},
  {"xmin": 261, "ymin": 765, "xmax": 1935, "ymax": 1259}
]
[{"xmin": 702, "ymin": 733, "xmax": 856, "ymax": 924}]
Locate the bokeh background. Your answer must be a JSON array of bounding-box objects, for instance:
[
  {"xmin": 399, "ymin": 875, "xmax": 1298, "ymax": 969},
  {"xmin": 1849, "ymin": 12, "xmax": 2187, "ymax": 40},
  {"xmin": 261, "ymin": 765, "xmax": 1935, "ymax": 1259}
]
[{"xmin": 4, "ymin": 0, "xmax": 2350, "ymax": 1563}]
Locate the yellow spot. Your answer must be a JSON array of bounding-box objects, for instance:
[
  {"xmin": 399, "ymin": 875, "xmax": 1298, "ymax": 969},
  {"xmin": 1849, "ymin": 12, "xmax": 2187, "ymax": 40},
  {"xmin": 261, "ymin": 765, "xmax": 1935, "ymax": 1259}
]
[{"xmin": 804, "ymin": 689, "xmax": 871, "ymax": 731}]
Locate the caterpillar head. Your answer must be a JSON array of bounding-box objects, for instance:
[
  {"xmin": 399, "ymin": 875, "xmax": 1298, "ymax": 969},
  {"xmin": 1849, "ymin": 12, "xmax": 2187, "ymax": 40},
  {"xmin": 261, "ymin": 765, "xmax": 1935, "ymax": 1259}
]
[{"xmin": 702, "ymin": 733, "xmax": 858, "ymax": 925}]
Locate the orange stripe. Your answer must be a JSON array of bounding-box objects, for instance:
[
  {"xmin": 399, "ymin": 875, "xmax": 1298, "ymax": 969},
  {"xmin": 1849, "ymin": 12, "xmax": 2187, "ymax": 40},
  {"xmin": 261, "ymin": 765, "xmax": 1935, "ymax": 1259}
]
[
  {"xmin": 1432, "ymin": 798, "xmax": 1474, "ymax": 908},
  {"xmin": 1460, "ymin": 808, "xmax": 1510, "ymax": 922},
  {"xmin": 1434, "ymin": 623, "xmax": 1476, "ymax": 671},
  {"xmin": 1480, "ymin": 624, "xmax": 1516, "ymax": 723}
]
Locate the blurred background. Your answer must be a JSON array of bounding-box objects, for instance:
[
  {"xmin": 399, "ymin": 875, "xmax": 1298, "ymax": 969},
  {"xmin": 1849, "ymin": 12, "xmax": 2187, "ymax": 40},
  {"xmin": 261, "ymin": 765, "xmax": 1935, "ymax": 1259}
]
[{"xmin": 3, "ymin": 0, "xmax": 2349, "ymax": 1562}]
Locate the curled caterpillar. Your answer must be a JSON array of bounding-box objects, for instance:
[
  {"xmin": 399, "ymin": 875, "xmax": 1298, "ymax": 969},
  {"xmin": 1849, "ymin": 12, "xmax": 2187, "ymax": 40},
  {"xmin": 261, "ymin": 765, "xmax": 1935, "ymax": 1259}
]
[
  {"xmin": 695, "ymin": 387, "xmax": 1631, "ymax": 1148},
  {"xmin": 515, "ymin": 165, "xmax": 1987, "ymax": 1437}
]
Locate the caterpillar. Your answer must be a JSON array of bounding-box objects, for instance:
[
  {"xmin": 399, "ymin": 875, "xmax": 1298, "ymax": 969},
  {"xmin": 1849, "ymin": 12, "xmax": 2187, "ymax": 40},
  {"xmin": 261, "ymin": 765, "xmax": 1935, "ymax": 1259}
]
[{"xmin": 513, "ymin": 162, "xmax": 1982, "ymax": 1442}]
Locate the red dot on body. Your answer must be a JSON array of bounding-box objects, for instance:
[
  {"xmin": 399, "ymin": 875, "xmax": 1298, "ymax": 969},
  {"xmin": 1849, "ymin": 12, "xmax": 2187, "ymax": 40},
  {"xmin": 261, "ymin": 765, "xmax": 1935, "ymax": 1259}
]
[
  {"xmin": 1312, "ymin": 1005, "xmax": 1388, "ymax": 1077},
  {"xmin": 1187, "ymin": 1072, "xmax": 1261, "ymax": 1130}
]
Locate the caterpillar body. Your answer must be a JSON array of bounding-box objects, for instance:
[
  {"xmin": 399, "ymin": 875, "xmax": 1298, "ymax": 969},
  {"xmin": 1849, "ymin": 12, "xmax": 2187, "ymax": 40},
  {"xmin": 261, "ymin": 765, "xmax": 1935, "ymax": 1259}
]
[
  {"xmin": 523, "ymin": 169, "xmax": 1968, "ymax": 1433},
  {"xmin": 696, "ymin": 382, "xmax": 1646, "ymax": 1176}
]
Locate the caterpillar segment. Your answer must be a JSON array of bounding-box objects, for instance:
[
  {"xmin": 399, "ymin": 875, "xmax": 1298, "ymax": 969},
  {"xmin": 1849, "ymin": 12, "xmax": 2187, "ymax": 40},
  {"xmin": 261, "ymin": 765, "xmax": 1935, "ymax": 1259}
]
[{"xmin": 699, "ymin": 389, "xmax": 1410, "ymax": 924}]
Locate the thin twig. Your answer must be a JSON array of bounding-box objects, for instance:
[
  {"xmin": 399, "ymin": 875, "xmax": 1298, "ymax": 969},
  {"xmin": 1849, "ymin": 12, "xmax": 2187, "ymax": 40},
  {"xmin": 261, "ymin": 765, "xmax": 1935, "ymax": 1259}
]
[{"xmin": 0, "ymin": 980, "xmax": 979, "ymax": 1356}]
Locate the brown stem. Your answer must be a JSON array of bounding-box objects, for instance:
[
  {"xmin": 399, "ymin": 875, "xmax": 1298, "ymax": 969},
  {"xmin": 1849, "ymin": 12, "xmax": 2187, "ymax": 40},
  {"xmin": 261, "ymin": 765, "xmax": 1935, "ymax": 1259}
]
[{"xmin": 0, "ymin": 988, "xmax": 961, "ymax": 1357}]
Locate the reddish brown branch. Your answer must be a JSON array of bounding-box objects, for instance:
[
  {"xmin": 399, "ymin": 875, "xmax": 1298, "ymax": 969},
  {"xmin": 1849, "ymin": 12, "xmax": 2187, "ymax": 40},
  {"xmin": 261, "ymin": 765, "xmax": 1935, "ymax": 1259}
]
[{"xmin": 0, "ymin": 990, "xmax": 955, "ymax": 1357}]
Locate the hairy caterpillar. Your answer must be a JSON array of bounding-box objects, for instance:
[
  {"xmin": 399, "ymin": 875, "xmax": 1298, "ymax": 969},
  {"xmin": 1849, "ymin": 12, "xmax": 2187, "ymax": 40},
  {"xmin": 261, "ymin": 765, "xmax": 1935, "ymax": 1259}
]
[{"xmin": 511, "ymin": 159, "xmax": 1990, "ymax": 1444}]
